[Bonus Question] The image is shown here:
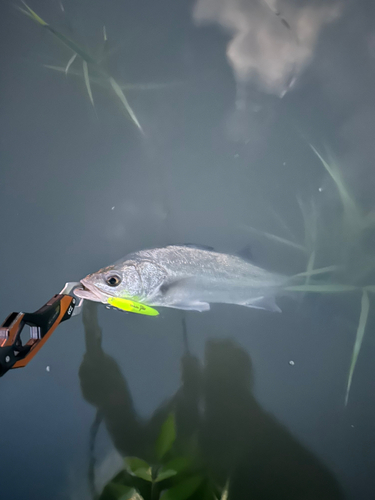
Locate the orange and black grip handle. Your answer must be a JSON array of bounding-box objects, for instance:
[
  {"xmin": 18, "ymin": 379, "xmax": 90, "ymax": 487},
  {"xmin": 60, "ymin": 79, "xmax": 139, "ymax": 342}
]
[{"xmin": 0, "ymin": 294, "xmax": 76, "ymax": 377}]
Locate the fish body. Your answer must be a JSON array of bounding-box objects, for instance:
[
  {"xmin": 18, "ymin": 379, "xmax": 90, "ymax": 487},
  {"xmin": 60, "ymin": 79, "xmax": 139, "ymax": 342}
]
[{"xmin": 74, "ymin": 245, "xmax": 286, "ymax": 312}]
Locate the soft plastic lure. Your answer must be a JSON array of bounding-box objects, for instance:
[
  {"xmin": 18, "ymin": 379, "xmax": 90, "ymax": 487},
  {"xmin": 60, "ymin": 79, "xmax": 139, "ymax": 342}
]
[{"xmin": 107, "ymin": 297, "xmax": 159, "ymax": 316}]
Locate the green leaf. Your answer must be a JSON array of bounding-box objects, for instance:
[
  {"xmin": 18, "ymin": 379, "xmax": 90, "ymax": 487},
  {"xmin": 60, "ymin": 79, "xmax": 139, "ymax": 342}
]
[
  {"xmin": 109, "ymin": 77, "xmax": 143, "ymax": 132},
  {"xmin": 155, "ymin": 469, "xmax": 178, "ymax": 482},
  {"xmin": 284, "ymin": 284, "xmax": 358, "ymax": 293},
  {"xmin": 126, "ymin": 457, "xmax": 151, "ymax": 472},
  {"xmin": 99, "ymin": 483, "xmax": 138, "ymax": 500},
  {"xmin": 162, "ymin": 457, "xmax": 192, "ymax": 474},
  {"xmin": 132, "ymin": 468, "xmax": 153, "ymax": 482},
  {"xmin": 125, "ymin": 457, "xmax": 152, "ymax": 481},
  {"xmin": 160, "ymin": 475, "xmax": 204, "ymax": 500},
  {"xmin": 83, "ymin": 60, "xmax": 94, "ymax": 107},
  {"xmin": 65, "ymin": 53, "xmax": 77, "ymax": 75},
  {"xmin": 155, "ymin": 413, "xmax": 176, "ymax": 460},
  {"xmin": 345, "ymin": 290, "xmax": 370, "ymax": 405},
  {"xmin": 20, "ymin": 2, "xmax": 48, "ymax": 26},
  {"xmin": 220, "ymin": 480, "xmax": 230, "ymax": 500}
]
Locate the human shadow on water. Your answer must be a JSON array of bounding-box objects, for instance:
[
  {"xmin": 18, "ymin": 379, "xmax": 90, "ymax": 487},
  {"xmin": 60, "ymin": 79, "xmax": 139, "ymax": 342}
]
[{"xmin": 79, "ymin": 302, "xmax": 344, "ymax": 500}]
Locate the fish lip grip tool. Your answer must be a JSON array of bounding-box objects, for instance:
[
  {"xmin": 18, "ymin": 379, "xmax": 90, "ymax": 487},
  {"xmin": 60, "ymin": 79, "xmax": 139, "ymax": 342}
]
[
  {"xmin": 0, "ymin": 282, "xmax": 159, "ymax": 376},
  {"xmin": 0, "ymin": 282, "xmax": 83, "ymax": 377}
]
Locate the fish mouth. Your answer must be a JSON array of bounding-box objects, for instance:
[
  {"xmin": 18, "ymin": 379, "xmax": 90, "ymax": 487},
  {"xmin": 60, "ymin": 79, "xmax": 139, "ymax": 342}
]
[{"xmin": 73, "ymin": 279, "xmax": 108, "ymax": 303}]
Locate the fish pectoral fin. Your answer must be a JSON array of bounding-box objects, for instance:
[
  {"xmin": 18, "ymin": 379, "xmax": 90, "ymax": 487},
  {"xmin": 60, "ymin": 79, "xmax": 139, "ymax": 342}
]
[
  {"xmin": 242, "ymin": 296, "xmax": 281, "ymax": 313},
  {"xmin": 168, "ymin": 301, "xmax": 210, "ymax": 312}
]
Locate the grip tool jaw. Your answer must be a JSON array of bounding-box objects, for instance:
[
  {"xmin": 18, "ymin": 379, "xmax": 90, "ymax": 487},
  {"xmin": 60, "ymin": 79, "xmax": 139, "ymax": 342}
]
[{"xmin": 0, "ymin": 282, "xmax": 83, "ymax": 376}]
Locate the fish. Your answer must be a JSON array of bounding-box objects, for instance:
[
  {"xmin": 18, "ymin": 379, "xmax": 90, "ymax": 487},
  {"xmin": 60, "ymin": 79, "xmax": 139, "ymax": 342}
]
[{"xmin": 73, "ymin": 244, "xmax": 286, "ymax": 312}]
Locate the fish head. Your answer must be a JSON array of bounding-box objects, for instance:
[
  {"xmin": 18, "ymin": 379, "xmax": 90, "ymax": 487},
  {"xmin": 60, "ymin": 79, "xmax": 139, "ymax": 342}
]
[
  {"xmin": 74, "ymin": 259, "xmax": 167, "ymax": 304},
  {"xmin": 74, "ymin": 262, "xmax": 143, "ymax": 303}
]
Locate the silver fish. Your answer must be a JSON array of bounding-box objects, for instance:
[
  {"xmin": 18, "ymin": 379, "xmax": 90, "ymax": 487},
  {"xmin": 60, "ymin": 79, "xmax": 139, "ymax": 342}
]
[{"xmin": 74, "ymin": 244, "xmax": 286, "ymax": 312}]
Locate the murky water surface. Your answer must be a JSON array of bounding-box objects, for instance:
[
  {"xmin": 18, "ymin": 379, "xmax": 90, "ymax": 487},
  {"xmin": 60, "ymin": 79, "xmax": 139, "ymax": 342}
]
[{"xmin": 1, "ymin": 1, "xmax": 374, "ymax": 499}]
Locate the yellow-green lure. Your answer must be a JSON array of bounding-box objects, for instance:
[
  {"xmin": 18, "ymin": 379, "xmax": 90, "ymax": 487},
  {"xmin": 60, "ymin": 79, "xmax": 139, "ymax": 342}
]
[{"xmin": 107, "ymin": 297, "xmax": 159, "ymax": 316}]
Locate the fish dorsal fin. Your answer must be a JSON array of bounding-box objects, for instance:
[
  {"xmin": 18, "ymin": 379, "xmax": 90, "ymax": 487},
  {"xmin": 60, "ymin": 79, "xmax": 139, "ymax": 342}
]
[
  {"xmin": 237, "ymin": 244, "xmax": 253, "ymax": 262},
  {"xmin": 168, "ymin": 244, "xmax": 216, "ymax": 251}
]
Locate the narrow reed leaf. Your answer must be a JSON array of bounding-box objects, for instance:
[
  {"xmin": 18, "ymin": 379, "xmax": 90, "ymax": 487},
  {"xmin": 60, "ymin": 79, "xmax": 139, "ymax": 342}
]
[
  {"xmin": 47, "ymin": 25, "xmax": 97, "ymax": 64},
  {"xmin": 310, "ymin": 145, "xmax": 360, "ymax": 222},
  {"xmin": 21, "ymin": 3, "xmax": 97, "ymax": 64},
  {"xmin": 240, "ymin": 224, "xmax": 305, "ymax": 252},
  {"xmin": 109, "ymin": 77, "xmax": 143, "ymax": 132},
  {"xmin": 345, "ymin": 290, "xmax": 370, "ymax": 405},
  {"xmin": 305, "ymin": 250, "xmax": 316, "ymax": 285},
  {"xmin": 292, "ymin": 265, "xmax": 338, "ymax": 278},
  {"xmin": 65, "ymin": 53, "xmax": 77, "ymax": 75},
  {"xmin": 17, "ymin": 6, "xmax": 37, "ymax": 21},
  {"xmin": 82, "ymin": 60, "xmax": 94, "ymax": 107},
  {"xmin": 20, "ymin": 2, "xmax": 48, "ymax": 26}
]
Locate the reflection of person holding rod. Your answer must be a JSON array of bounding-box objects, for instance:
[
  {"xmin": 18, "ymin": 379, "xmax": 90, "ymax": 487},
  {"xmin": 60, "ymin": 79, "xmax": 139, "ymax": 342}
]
[{"xmin": 79, "ymin": 302, "xmax": 344, "ymax": 500}]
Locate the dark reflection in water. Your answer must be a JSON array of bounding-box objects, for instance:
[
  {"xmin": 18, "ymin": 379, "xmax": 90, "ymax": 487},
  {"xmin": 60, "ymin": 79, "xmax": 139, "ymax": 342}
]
[{"xmin": 79, "ymin": 302, "xmax": 344, "ymax": 500}]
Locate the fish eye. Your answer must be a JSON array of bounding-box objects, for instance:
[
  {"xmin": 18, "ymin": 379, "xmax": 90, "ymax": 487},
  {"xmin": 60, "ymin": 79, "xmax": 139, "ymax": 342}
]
[{"xmin": 106, "ymin": 274, "xmax": 122, "ymax": 287}]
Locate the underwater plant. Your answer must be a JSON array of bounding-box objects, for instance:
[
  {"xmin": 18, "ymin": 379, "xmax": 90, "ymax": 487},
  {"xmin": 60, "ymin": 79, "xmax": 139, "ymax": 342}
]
[
  {"xmin": 18, "ymin": 1, "xmax": 146, "ymax": 132},
  {"xmin": 242, "ymin": 147, "xmax": 375, "ymax": 405},
  {"xmin": 99, "ymin": 412, "xmax": 229, "ymax": 500}
]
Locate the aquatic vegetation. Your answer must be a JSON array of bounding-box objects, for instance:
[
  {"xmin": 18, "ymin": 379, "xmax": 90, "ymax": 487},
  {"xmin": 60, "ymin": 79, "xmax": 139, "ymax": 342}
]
[
  {"xmin": 243, "ymin": 147, "xmax": 375, "ymax": 405},
  {"xmin": 345, "ymin": 290, "xmax": 370, "ymax": 405},
  {"xmin": 45, "ymin": 65, "xmax": 183, "ymax": 92},
  {"xmin": 18, "ymin": 2, "xmax": 144, "ymax": 132},
  {"xmin": 99, "ymin": 412, "xmax": 228, "ymax": 500}
]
